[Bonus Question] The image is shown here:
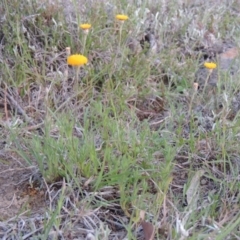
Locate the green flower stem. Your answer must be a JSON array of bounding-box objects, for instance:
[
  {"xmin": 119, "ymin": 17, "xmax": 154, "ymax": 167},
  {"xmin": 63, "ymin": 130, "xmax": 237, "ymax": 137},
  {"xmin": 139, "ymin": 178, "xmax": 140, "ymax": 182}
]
[
  {"xmin": 74, "ymin": 66, "xmax": 80, "ymax": 92},
  {"xmin": 202, "ymin": 69, "xmax": 212, "ymax": 95},
  {"xmin": 118, "ymin": 22, "xmax": 124, "ymax": 49},
  {"xmin": 82, "ymin": 33, "xmax": 87, "ymax": 55}
]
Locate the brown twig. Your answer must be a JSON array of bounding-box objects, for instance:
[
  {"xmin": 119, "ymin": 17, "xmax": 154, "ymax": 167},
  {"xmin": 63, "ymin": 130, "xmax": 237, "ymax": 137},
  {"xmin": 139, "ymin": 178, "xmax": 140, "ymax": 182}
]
[{"xmin": 0, "ymin": 87, "xmax": 33, "ymax": 124}]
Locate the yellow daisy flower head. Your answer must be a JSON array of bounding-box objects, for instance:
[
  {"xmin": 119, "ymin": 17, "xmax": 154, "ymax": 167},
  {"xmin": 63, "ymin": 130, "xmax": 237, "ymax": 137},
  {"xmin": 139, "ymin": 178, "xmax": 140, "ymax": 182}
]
[
  {"xmin": 116, "ymin": 14, "xmax": 129, "ymax": 21},
  {"xmin": 204, "ymin": 62, "xmax": 217, "ymax": 69},
  {"xmin": 67, "ymin": 54, "xmax": 88, "ymax": 66},
  {"xmin": 80, "ymin": 23, "xmax": 91, "ymax": 30}
]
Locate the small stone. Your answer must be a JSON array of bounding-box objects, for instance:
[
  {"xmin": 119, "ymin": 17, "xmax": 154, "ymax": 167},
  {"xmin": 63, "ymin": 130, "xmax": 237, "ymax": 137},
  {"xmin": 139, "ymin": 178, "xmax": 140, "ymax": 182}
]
[{"xmin": 201, "ymin": 179, "xmax": 207, "ymax": 185}]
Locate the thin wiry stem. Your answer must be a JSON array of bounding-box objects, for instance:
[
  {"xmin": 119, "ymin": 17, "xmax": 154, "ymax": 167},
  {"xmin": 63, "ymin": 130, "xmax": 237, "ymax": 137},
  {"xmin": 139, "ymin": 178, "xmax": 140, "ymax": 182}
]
[
  {"xmin": 202, "ymin": 69, "xmax": 213, "ymax": 95},
  {"xmin": 74, "ymin": 66, "xmax": 80, "ymax": 92},
  {"xmin": 118, "ymin": 22, "xmax": 124, "ymax": 49},
  {"xmin": 82, "ymin": 33, "xmax": 87, "ymax": 55}
]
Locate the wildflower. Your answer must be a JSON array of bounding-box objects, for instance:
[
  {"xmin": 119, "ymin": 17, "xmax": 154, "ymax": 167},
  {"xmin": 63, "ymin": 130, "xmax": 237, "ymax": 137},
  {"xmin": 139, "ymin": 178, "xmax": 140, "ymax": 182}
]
[
  {"xmin": 202, "ymin": 62, "xmax": 216, "ymax": 94},
  {"xmin": 193, "ymin": 82, "xmax": 199, "ymax": 91},
  {"xmin": 80, "ymin": 23, "xmax": 91, "ymax": 30},
  {"xmin": 116, "ymin": 14, "xmax": 129, "ymax": 21},
  {"xmin": 204, "ymin": 62, "xmax": 217, "ymax": 69},
  {"xmin": 67, "ymin": 54, "xmax": 88, "ymax": 66},
  {"xmin": 65, "ymin": 47, "xmax": 71, "ymax": 56}
]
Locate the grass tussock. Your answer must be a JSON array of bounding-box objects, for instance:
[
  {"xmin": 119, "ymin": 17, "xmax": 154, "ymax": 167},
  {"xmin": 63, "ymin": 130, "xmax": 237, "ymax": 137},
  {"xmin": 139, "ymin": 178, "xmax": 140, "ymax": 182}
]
[{"xmin": 0, "ymin": 0, "xmax": 240, "ymax": 239}]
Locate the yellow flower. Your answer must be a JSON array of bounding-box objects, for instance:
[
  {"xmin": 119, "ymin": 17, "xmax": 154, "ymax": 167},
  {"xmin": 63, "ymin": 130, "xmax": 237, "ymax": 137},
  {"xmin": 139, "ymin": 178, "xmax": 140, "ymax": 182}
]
[
  {"xmin": 67, "ymin": 54, "xmax": 88, "ymax": 66},
  {"xmin": 204, "ymin": 62, "xmax": 217, "ymax": 69},
  {"xmin": 116, "ymin": 14, "xmax": 129, "ymax": 21},
  {"xmin": 80, "ymin": 23, "xmax": 91, "ymax": 30}
]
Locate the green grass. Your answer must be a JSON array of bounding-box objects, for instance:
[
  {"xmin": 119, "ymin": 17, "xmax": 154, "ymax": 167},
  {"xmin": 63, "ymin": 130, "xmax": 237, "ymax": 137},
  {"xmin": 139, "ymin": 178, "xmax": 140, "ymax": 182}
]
[{"xmin": 1, "ymin": 0, "xmax": 240, "ymax": 239}]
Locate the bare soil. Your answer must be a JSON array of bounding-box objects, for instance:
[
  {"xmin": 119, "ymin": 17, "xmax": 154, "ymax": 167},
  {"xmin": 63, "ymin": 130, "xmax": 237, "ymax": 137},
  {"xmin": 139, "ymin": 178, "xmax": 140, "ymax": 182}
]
[{"xmin": 0, "ymin": 150, "xmax": 47, "ymax": 221}]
